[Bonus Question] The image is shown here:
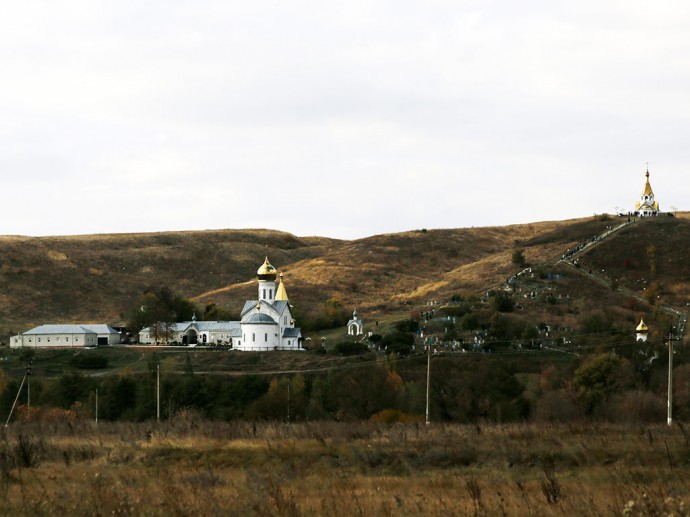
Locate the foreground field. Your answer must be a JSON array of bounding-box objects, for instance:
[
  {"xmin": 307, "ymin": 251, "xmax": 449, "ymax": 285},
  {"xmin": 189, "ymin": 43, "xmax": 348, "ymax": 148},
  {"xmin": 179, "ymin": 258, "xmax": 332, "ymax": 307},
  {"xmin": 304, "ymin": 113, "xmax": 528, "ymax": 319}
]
[{"xmin": 0, "ymin": 418, "xmax": 689, "ymax": 516}]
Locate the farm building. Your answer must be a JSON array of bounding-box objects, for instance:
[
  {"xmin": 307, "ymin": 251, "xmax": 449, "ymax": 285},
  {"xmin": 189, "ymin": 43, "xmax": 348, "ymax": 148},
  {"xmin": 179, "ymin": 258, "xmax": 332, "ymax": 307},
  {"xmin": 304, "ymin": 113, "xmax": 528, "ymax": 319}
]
[{"xmin": 10, "ymin": 324, "xmax": 121, "ymax": 348}]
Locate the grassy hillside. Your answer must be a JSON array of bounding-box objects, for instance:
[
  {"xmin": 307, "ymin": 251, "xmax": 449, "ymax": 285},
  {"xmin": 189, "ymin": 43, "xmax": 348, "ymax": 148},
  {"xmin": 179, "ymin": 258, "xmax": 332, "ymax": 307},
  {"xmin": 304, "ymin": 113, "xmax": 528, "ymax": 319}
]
[
  {"xmin": 0, "ymin": 230, "xmax": 337, "ymax": 339},
  {"xmin": 0, "ymin": 214, "xmax": 688, "ymax": 343}
]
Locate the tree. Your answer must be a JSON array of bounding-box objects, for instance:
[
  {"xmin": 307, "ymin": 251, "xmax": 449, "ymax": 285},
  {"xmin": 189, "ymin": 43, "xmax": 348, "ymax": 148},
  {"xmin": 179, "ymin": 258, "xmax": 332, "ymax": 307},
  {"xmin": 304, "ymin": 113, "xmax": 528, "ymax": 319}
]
[
  {"xmin": 460, "ymin": 313, "xmax": 480, "ymax": 331},
  {"xmin": 491, "ymin": 291, "xmax": 515, "ymax": 313},
  {"xmin": 333, "ymin": 365, "xmax": 404, "ymax": 419},
  {"xmin": 381, "ymin": 331, "xmax": 415, "ymax": 356},
  {"xmin": 127, "ymin": 287, "xmax": 199, "ymax": 336},
  {"xmin": 430, "ymin": 357, "xmax": 529, "ymax": 423},
  {"xmin": 203, "ymin": 302, "xmax": 236, "ymax": 321},
  {"xmin": 56, "ymin": 373, "xmax": 92, "ymax": 409},
  {"xmin": 574, "ymin": 353, "xmax": 635, "ymax": 415},
  {"xmin": 512, "ymin": 249, "xmax": 527, "ymax": 268},
  {"xmin": 246, "ymin": 375, "xmax": 308, "ymax": 421},
  {"xmin": 324, "ymin": 298, "xmax": 350, "ymax": 327}
]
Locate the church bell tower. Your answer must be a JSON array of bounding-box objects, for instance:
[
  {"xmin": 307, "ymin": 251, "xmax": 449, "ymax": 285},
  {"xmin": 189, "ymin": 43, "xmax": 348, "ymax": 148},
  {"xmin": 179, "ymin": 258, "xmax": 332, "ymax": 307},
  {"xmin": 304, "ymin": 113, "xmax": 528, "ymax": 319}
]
[{"xmin": 257, "ymin": 256, "xmax": 277, "ymax": 303}]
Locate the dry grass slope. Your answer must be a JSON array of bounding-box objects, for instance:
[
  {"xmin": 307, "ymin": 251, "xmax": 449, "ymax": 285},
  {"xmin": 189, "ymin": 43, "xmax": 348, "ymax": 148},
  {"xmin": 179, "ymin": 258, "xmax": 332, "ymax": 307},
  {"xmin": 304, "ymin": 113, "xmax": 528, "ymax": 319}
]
[{"xmin": 1, "ymin": 214, "xmax": 688, "ymax": 342}]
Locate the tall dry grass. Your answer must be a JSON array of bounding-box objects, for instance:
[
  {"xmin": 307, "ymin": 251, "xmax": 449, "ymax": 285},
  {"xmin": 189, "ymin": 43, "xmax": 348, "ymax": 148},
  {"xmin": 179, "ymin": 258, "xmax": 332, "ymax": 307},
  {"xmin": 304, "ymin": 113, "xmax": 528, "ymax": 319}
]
[{"xmin": 0, "ymin": 417, "xmax": 688, "ymax": 515}]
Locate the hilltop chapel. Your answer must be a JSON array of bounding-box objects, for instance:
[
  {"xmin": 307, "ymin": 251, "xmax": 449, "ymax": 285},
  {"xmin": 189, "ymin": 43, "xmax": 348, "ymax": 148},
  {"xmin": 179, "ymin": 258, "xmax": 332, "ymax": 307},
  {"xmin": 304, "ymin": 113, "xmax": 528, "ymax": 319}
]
[
  {"xmin": 139, "ymin": 257, "xmax": 303, "ymax": 350},
  {"xmin": 634, "ymin": 168, "xmax": 660, "ymax": 217}
]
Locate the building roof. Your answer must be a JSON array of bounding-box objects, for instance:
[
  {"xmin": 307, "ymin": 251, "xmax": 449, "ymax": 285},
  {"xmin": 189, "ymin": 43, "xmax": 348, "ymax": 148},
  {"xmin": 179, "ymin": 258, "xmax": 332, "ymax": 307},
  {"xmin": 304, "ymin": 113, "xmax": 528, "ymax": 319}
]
[
  {"xmin": 81, "ymin": 324, "xmax": 119, "ymax": 335},
  {"xmin": 194, "ymin": 321, "xmax": 241, "ymax": 331},
  {"xmin": 241, "ymin": 299, "xmax": 290, "ymax": 317},
  {"xmin": 140, "ymin": 321, "xmax": 241, "ymax": 334},
  {"xmin": 244, "ymin": 313, "xmax": 277, "ymax": 324},
  {"xmin": 283, "ymin": 327, "xmax": 302, "ymax": 338},
  {"xmin": 23, "ymin": 325, "xmax": 97, "ymax": 335}
]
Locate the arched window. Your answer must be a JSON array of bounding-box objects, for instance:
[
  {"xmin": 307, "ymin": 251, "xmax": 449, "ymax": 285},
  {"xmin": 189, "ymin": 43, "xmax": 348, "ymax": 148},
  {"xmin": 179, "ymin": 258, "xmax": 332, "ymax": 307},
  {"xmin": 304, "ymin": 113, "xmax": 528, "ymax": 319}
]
[{"xmin": 252, "ymin": 333, "xmax": 255, "ymax": 342}]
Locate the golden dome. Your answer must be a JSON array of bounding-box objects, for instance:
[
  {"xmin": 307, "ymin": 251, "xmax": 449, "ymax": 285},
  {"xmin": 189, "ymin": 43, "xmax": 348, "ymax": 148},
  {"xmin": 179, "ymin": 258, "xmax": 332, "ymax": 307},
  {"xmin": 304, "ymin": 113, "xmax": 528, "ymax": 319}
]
[
  {"xmin": 257, "ymin": 256, "xmax": 277, "ymax": 280},
  {"xmin": 636, "ymin": 319, "xmax": 648, "ymax": 333}
]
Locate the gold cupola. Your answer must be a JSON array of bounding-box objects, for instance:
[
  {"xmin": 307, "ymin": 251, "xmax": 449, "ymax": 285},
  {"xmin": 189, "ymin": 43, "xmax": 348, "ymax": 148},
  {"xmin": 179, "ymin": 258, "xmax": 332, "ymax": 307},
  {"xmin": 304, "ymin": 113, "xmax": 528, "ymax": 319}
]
[
  {"xmin": 636, "ymin": 318, "xmax": 649, "ymax": 342},
  {"xmin": 257, "ymin": 256, "xmax": 277, "ymax": 280}
]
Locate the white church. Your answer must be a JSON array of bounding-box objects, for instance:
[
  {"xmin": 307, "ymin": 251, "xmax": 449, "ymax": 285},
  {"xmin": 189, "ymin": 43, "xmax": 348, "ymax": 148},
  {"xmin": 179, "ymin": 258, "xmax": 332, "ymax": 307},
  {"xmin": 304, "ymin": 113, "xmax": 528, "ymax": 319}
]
[{"xmin": 139, "ymin": 257, "xmax": 303, "ymax": 350}]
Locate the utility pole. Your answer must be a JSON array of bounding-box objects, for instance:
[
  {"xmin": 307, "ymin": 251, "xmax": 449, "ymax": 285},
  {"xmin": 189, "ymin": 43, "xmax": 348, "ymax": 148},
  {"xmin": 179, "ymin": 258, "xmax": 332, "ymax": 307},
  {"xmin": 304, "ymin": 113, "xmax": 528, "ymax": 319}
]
[
  {"xmin": 425, "ymin": 336, "xmax": 431, "ymax": 426},
  {"xmin": 667, "ymin": 333, "xmax": 673, "ymax": 425},
  {"xmin": 95, "ymin": 388, "xmax": 99, "ymax": 424},
  {"xmin": 26, "ymin": 360, "xmax": 32, "ymax": 408},
  {"xmin": 5, "ymin": 371, "xmax": 28, "ymax": 427},
  {"xmin": 156, "ymin": 362, "xmax": 161, "ymax": 422},
  {"xmin": 287, "ymin": 382, "xmax": 291, "ymax": 423}
]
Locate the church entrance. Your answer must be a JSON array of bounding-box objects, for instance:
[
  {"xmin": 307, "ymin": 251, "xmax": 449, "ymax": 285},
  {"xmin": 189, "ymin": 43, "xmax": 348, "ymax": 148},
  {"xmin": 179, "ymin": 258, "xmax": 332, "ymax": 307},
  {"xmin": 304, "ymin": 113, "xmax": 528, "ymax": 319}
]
[{"xmin": 183, "ymin": 329, "xmax": 198, "ymax": 345}]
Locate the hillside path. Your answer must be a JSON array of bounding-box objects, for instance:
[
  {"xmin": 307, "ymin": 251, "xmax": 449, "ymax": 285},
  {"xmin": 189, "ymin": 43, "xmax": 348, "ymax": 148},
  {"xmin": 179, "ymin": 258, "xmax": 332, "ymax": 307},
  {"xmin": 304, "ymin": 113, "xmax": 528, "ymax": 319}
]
[
  {"xmin": 558, "ymin": 219, "xmax": 688, "ymax": 338},
  {"xmin": 557, "ymin": 219, "xmax": 632, "ymax": 263}
]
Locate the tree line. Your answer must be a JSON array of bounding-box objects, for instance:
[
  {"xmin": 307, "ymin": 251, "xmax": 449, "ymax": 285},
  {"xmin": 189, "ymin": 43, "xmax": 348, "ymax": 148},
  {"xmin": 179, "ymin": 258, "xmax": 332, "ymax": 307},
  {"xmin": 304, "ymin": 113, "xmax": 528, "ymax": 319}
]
[{"xmin": 2, "ymin": 346, "xmax": 688, "ymax": 424}]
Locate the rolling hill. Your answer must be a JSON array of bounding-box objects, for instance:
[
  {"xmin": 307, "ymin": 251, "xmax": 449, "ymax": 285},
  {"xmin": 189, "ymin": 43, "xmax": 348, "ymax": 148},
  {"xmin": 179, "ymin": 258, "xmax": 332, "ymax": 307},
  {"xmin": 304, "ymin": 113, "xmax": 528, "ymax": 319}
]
[{"xmin": 0, "ymin": 214, "xmax": 688, "ymax": 343}]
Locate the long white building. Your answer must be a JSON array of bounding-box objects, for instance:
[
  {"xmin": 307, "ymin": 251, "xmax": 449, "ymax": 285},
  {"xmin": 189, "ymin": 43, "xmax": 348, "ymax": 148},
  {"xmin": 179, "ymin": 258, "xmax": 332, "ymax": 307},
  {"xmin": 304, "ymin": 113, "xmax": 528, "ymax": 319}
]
[
  {"xmin": 11, "ymin": 324, "xmax": 121, "ymax": 348},
  {"xmin": 139, "ymin": 257, "xmax": 303, "ymax": 350}
]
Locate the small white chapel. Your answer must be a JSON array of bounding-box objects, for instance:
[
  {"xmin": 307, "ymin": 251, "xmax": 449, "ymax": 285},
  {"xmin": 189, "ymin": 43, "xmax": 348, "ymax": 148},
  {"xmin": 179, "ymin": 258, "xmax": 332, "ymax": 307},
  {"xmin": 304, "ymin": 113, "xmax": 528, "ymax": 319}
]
[{"xmin": 634, "ymin": 168, "xmax": 660, "ymax": 217}]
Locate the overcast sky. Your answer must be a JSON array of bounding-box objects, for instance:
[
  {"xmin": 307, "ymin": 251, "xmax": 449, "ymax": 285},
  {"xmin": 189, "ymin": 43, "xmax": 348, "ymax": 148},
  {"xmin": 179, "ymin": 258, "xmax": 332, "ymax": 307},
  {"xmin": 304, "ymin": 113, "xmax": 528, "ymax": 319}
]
[{"xmin": 1, "ymin": 1, "xmax": 688, "ymax": 239}]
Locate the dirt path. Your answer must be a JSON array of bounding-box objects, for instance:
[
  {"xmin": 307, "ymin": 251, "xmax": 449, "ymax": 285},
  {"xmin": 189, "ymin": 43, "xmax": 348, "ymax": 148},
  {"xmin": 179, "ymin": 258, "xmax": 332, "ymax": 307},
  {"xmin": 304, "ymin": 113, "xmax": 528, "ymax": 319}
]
[{"xmin": 558, "ymin": 219, "xmax": 687, "ymax": 337}]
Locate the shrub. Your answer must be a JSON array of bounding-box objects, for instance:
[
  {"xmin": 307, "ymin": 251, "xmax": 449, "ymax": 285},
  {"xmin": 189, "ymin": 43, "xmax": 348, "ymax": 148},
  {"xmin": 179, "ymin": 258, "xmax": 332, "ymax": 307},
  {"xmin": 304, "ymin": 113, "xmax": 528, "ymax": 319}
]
[
  {"xmin": 532, "ymin": 390, "xmax": 582, "ymax": 422},
  {"xmin": 12, "ymin": 433, "xmax": 45, "ymax": 468},
  {"xmin": 610, "ymin": 390, "xmax": 665, "ymax": 423},
  {"xmin": 331, "ymin": 341, "xmax": 369, "ymax": 356},
  {"xmin": 395, "ymin": 319, "xmax": 420, "ymax": 333},
  {"xmin": 381, "ymin": 332, "xmax": 415, "ymax": 356}
]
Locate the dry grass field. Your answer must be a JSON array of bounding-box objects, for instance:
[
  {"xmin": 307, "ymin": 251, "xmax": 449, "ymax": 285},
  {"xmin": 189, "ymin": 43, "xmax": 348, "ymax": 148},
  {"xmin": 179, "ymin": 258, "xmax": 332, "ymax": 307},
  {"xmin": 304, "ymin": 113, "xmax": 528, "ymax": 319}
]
[{"xmin": 0, "ymin": 417, "xmax": 688, "ymax": 516}]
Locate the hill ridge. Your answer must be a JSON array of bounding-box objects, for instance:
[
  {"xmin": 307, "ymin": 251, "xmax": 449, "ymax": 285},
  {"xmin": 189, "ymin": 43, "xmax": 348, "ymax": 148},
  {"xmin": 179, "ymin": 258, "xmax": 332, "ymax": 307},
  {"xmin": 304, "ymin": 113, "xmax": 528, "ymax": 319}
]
[{"xmin": 0, "ymin": 213, "xmax": 688, "ymax": 342}]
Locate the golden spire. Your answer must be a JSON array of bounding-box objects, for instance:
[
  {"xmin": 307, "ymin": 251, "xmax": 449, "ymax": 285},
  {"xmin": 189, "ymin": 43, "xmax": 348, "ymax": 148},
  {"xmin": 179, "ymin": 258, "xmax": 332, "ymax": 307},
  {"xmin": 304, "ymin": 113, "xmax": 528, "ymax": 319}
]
[
  {"xmin": 636, "ymin": 318, "xmax": 648, "ymax": 332},
  {"xmin": 642, "ymin": 167, "xmax": 654, "ymax": 197},
  {"xmin": 275, "ymin": 272, "xmax": 289, "ymax": 301}
]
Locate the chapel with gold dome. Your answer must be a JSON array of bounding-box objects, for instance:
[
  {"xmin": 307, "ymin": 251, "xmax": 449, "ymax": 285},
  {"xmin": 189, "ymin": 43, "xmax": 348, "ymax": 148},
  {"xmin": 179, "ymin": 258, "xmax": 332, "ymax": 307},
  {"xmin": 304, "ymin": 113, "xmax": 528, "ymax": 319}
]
[
  {"xmin": 634, "ymin": 168, "xmax": 660, "ymax": 217},
  {"xmin": 636, "ymin": 318, "xmax": 649, "ymax": 342}
]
